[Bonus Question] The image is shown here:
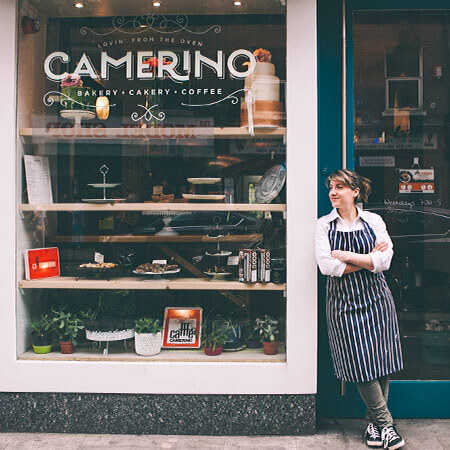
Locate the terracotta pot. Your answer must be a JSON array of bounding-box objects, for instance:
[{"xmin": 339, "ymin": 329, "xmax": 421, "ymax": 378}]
[
  {"xmin": 59, "ymin": 341, "xmax": 75, "ymax": 354},
  {"xmin": 204, "ymin": 346, "xmax": 223, "ymax": 356},
  {"xmin": 263, "ymin": 341, "xmax": 278, "ymax": 355}
]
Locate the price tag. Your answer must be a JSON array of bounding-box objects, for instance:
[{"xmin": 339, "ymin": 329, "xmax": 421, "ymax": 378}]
[
  {"xmin": 227, "ymin": 256, "xmax": 239, "ymax": 266},
  {"xmin": 152, "ymin": 259, "xmax": 167, "ymax": 265},
  {"xmin": 94, "ymin": 252, "xmax": 104, "ymax": 264}
]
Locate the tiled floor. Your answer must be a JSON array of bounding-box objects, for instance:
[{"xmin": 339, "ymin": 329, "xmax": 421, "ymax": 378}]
[{"xmin": 0, "ymin": 419, "xmax": 449, "ymax": 449}]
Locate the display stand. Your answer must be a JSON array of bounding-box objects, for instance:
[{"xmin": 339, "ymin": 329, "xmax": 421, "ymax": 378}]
[{"xmin": 85, "ymin": 329, "xmax": 135, "ymax": 356}]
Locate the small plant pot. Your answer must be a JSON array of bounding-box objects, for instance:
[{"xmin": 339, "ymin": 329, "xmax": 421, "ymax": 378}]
[
  {"xmin": 263, "ymin": 341, "xmax": 279, "ymax": 355},
  {"xmin": 32, "ymin": 344, "xmax": 52, "ymax": 354},
  {"xmin": 135, "ymin": 332, "xmax": 162, "ymax": 356},
  {"xmin": 204, "ymin": 346, "xmax": 223, "ymax": 356},
  {"xmin": 246, "ymin": 340, "xmax": 262, "ymax": 349},
  {"xmin": 31, "ymin": 334, "xmax": 51, "ymax": 347},
  {"xmin": 59, "ymin": 341, "xmax": 75, "ymax": 354}
]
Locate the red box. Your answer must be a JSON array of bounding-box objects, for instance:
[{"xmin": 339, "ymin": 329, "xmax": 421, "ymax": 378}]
[{"xmin": 24, "ymin": 247, "xmax": 60, "ymax": 280}]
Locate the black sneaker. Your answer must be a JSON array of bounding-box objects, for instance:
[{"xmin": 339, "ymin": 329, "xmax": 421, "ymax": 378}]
[
  {"xmin": 381, "ymin": 425, "xmax": 405, "ymax": 449},
  {"xmin": 364, "ymin": 422, "xmax": 382, "ymax": 447}
]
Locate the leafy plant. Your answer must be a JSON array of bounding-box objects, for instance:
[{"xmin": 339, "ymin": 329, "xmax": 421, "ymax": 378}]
[
  {"xmin": 134, "ymin": 317, "xmax": 163, "ymax": 334},
  {"xmin": 79, "ymin": 308, "xmax": 97, "ymax": 322},
  {"xmin": 201, "ymin": 319, "xmax": 230, "ymax": 351},
  {"xmin": 254, "ymin": 315, "xmax": 279, "ymax": 343},
  {"xmin": 30, "ymin": 314, "xmax": 52, "ymax": 337},
  {"xmin": 49, "ymin": 308, "xmax": 85, "ymax": 345}
]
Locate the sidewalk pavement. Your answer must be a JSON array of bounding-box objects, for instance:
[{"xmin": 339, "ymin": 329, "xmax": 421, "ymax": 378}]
[{"xmin": 0, "ymin": 419, "xmax": 448, "ymax": 449}]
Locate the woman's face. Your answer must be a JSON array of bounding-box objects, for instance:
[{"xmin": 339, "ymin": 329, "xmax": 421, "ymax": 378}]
[{"xmin": 328, "ymin": 179, "xmax": 358, "ymax": 209}]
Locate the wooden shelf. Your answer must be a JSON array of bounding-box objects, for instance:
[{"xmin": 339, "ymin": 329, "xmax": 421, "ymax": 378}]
[
  {"xmin": 48, "ymin": 234, "xmax": 263, "ymax": 243},
  {"xmin": 19, "ymin": 203, "xmax": 286, "ymax": 212},
  {"xmin": 19, "ymin": 127, "xmax": 286, "ymax": 141},
  {"xmin": 18, "ymin": 277, "xmax": 286, "ymax": 291},
  {"xmin": 18, "ymin": 346, "xmax": 286, "ymax": 363}
]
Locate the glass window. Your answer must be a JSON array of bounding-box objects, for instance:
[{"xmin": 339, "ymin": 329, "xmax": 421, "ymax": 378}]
[
  {"xmin": 17, "ymin": 0, "xmax": 287, "ymax": 362},
  {"xmin": 354, "ymin": 10, "xmax": 450, "ymax": 380}
]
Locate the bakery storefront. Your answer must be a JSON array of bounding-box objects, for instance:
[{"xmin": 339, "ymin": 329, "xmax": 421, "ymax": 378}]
[
  {"xmin": 0, "ymin": 0, "xmax": 318, "ymax": 434},
  {"xmin": 1, "ymin": 0, "xmax": 449, "ymax": 435}
]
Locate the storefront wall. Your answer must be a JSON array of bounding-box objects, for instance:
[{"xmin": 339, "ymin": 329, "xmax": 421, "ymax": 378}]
[{"xmin": 0, "ymin": 0, "xmax": 317, "ymax": 435}]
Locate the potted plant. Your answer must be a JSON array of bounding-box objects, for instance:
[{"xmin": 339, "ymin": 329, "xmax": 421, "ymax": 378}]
[
  {"xmin": 30, "ymin": 314, "xmax": 53, "ymax": 354},
  {"xmin": 134, "ymin": 317, "xmax": 163, "ymax": 356},
  {"xmin": 201, "ymin": 319, "xmax": 230, "ymax": 356},
  {"xmin": 79, "ymin": 308, "xmax": 98, "ymax": 332},
  {"xmin": 50, "ymin": 308, "xmax": 85, "ymax": 354},
  {"xmin": 255, "ymin": 315, "xmax": 280, "ymax": 355}
]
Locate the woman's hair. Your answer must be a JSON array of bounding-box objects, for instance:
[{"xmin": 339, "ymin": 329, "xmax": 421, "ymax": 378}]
[{"xmin": 325, "ymin": 169, "xmax": 372, "ymax": 203}]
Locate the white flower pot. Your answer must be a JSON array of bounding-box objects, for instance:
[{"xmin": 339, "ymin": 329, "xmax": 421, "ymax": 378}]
[{"xmin": 134, "ymin": 331, "xmax": 162, "ymax": 356}]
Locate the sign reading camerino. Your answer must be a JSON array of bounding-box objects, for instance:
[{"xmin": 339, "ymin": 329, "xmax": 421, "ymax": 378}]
[{"xmin": 44, "ymin": 50, "xmax": 257, "ymax": 81}]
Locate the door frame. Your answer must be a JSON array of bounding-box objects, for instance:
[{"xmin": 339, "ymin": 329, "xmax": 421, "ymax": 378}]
[{"xmin": 317, "ymin": 0, "xmax": 450, "ymax": 418}]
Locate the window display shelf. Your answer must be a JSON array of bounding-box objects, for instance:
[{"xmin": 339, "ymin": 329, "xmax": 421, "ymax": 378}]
[
  {"xmin": 19, "ymin": 127, "xmax": 286, "ymax": 142},
  {"xmin": 18, "ymin": 277, "xmax": 286, "ymax": 291},
  {"xmin": 19, "ymin": 203, "xmax": 286, "ymax": 212},
  {"xmin": 18, "ymin": 346, "xmax": 286, "ymax": 363},
  {"xmin": 48, "ymin": 234, "xmax": 263, "ymax": 243}
]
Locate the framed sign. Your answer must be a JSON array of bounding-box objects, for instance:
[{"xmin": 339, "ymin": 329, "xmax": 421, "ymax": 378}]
[
  {"xmin": 398, "ymin": 168, "xmax": 435, "ymax": 194},
  {"xmin": 162, "ymin": 307, "xmax": 202, "ymax": 348}
]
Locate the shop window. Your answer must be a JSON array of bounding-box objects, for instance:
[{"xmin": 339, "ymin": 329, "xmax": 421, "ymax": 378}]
[
  {"xmin": 17, "ymin": 0, "xmax": 287, "ymax": 363},
  {"xmin": 354, "ymin": 11, "xmax": 450, "ymax": 381}
]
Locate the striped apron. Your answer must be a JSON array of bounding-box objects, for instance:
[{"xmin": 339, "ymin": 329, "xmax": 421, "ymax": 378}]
[{"xmin": 326, "ymin": 218, "xmax": 403, "ymax": 383}]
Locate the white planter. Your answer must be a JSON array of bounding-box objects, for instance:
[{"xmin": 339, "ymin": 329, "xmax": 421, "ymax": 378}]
[{"xmin": 134, "ymin": 331, "xmax": 162, "ymax": 356}]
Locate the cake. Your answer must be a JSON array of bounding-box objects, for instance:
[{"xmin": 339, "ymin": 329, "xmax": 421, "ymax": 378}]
[
  {"xmin": 60, "ymin": 74, "xmax": 96, "ymax": 113},
  {"xmin": 241, "ymin": 49, "xmax": 285, "ymax": 128}
]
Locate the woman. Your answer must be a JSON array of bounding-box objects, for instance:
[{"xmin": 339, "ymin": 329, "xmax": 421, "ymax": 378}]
[{"xmin": 315, "ymin": 169, "xmax": 405, "ymax": 450}]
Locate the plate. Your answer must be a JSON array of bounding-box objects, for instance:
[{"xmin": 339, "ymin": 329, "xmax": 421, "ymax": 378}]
[
  {"xmin": 182, "ymin": 194, "xmax": 225, "ymax": 200},
  {"xmin": 204, "ymin": 272, "xmax": 232, "ymax": 280},
  {"xmin": 187, "ymin": 178, "xmax": 221, "ymax": 184},
  {"xmin": 81, "ymin": 198, "xmax": 127, "ymax": 203},
  {"xmin": 205, "ymin": 251, "xmax": 232, "ymax": 257},
  {"xmin": 88, "ymin": 183, "xmax": 122, "ymax": 188},
  {"xmin": 133, "ymin": 268, "xmax": 181, "ymax": 275},
  {"xmin": 255, "ymin": 163, "xmax": 286, "ymax": 203}
]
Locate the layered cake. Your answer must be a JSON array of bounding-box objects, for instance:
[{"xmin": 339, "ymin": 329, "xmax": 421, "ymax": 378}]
[
  {"xmin": 241, "ymin": 49, "xmax": 285, "ymax": 128},
  {"xmin": 60, "ymin": 74, "xmax": 96, "ymax": 112}
]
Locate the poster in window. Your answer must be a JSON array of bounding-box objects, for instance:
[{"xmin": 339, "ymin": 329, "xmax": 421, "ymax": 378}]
[
  {"xmin": 162, "ymin": 307, "xmax": 202, "ymax": 348},
  {"xmin": 398, "ymin": 168, "xmax": 435, "ymax": 194}
]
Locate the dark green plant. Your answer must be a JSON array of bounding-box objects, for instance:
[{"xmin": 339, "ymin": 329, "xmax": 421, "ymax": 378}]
[
  {"xmin": 30, "ymin": 314, "xmax": 52, "ymax": 337},
  {"xmin": 201, "ymin": 319, "xmax": 230, "ymax": 351},
  {"xmin": 49, "ymin": 308, "xmax": 85, "ymax": 345},
  {"xmin": 79, "ymin": 308, "xmax": 97, "ymax": 322},
  {"xmin": 134, "ymin": 317, "xmax": 163, "ymax": 334},
  {"xmin": 254, "ymin": 315, "xmax": 279, "ymax": 343}
]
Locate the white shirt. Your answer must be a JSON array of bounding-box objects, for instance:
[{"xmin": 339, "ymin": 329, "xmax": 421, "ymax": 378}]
[{"xmin": 315, "ymin": 207, "xmax": 394, "ymax": 277}]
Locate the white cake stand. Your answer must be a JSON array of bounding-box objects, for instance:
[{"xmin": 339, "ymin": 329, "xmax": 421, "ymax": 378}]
[{"xmin": 60, "ymin": 110, "xmax": 95, "ymax": 127}]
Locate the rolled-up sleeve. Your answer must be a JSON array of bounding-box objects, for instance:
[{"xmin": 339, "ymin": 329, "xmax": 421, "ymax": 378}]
[
  {"xmin": 368, "ymin": 213, "xmax": 394, "ymax": 273},
  {"xmin": 315, "ymin": 218, "xmax": 346, "ymax": 277}
]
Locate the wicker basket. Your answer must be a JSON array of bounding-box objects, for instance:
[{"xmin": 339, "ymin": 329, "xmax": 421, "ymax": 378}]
[{"xmin": 135, "ymin": 331, "xmax": 162, "ymax": 356}]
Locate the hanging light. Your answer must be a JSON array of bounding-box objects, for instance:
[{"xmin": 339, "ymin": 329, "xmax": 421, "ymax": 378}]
[
  {"xmin": 96, "ymin": 96, "xmax": 110, "ymax": 120},
  {"xmin": 75, "ymin": 2, "xmax": 84, "ymax": 8},
  {"xmin": 153, "ymin": 1, "xmax": 161, "ymax": 6},
  {"xmin": 233, "ymin": 1, "xmax": 242, "ymax": 6}
]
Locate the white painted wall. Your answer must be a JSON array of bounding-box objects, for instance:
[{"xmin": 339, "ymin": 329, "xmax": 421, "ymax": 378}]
[{"xmin": 0, "ymin": 0, "xmax": 317, "ymax": 394}]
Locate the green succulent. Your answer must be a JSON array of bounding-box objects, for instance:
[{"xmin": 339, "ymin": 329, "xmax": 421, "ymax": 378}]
[
  {"xmin": 49, "ymin": 308, "xmax": 85, "ymax": 345},
  {"xmin": 134, "ymin": 317, "xmax": 163, "ymax": 334}
]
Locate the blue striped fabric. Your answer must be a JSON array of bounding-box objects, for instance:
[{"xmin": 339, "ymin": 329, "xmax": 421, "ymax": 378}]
[{"xmin": 326, "ymin": 219, "xmax": 403, "ymax": 383}]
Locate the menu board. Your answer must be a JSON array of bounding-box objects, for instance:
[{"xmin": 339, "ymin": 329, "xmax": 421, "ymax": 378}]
[{"xmin": 24, "ymin": 156, "xmax": 53, "ymax": 204}]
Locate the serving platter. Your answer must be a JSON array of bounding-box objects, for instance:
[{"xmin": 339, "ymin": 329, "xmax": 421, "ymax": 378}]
[
  {"xmin": 81, "ymin": 198, "xmax": 127, "ymax": 203},
  {"xmin": 182, "ymin": 194, "xmax": 225, "ymax": 200},
  {"xmin": 133, "ymin": 268, "xmax": 181, "ymax": 276},
  {"xmin": 88, "ymin": 183, "xmax": 121, "ymax": 188},
  {"xmin": 187, "ymin": 178, "xmax": 221, "ymax": 184}
]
